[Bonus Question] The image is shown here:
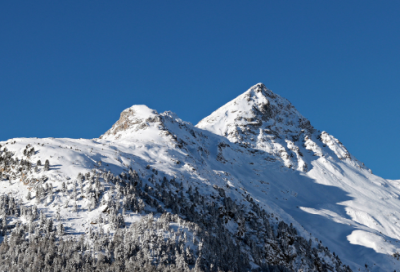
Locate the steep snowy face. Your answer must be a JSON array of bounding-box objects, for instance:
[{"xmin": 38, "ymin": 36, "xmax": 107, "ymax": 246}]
[{"xmin": 197, "ymin": 83, "xmax": 360, "ymax": 171}]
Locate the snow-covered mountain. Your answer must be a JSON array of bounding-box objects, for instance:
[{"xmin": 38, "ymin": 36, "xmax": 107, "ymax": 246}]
[
  {"xmin": 197, "ymin": 83, "xmax": 364, "ymax": 171},
  {"xmin": 0, "ymin": 83, "xmax": 399, "ymax": 271}
]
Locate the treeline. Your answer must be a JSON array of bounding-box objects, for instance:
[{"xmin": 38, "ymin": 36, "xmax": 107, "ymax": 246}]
[{"xmin": 0, "ymin": 146, "xmax": 352, "ymax": 271}]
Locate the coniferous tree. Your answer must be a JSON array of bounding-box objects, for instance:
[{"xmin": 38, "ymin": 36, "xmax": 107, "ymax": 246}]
[
  {"xmin": 56, "ymin": 208, "xmax": 60, "ymax": 221},
  {"xmin": 62, "ymin": 181, "xmax": 67, "ymax": 194},
  {"xmin": 73, "ymin": 201, "xmax": 78, "ymax": 213},
  {"xmin": 44, "ymin": 159, "xmax": 50, "ymax": 171},
  {"xmin": 57, "ymin": 223, "xmax": 64, "ymax": 236},
  {"xmin": 35, "ymin": 189, "xmax": 41, "ymax": 204}
]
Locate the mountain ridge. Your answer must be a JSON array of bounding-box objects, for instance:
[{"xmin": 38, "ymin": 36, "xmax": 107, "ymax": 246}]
[{"xmin": 0, "ymin": 83, "xmax": 399, "ymax": 271}]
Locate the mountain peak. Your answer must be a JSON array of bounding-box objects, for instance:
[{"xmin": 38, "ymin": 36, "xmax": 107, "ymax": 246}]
[
  {"xmin": 196, "ymin": 83, "xmax": 363, "ymax": 171},
  {"xmin": 252, "ymin": 82, "xmax": 266, "ymax": 91},
  {"xmin": 245, "ymin": 82, "xmax": 279, "ymax": 99},
  {"xmin": 196, "ymin": 83, "xmax": 314, "ymax": 143},
  {"xmin": 99, "ymin": 105, "xmax": 161, "ymax": 141}
]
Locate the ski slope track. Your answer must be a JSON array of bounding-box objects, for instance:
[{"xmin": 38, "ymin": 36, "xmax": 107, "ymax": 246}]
[{"xmin": 0, "ymin": 83, "xmax": 399, "ymax": 271}]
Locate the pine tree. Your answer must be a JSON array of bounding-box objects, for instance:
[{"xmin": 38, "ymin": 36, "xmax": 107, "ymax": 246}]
[
  {"xmin": 57, "ymin": 223, "xmax": 64, "ymax": 236},
  {"xmin": 62, "ymin": 181, "xmax": 67, "ymax": 194},
  {"xmin": 1, "ymin": 216, "xmax": 6, "ymax": 236},
  {"xmin": 35, "ymin": 189, "xmax": 41, "ymax": 204},
  {"xmin": 56, "ymin": 208, "xmax": 60, "ymax": 221},
  {"xmin": 90, "ymin": 196, "xmax": 96, "ymax": 210},
  {"xmin": 26, "ymin": 191, "xmax": 31, "ymax": 200},
  {"xmin": 44, "ymin": 159, "xmax": 50, "ymax": 171}
]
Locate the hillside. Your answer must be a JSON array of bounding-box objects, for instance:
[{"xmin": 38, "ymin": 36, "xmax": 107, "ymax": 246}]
[{"xmin": 0, "ymin": 84, "xmax": 399, "ymax": 271}]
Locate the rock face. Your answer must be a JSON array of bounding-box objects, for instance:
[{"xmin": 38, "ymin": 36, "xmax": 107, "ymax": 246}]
[{"xmin": 100, "ymin": 105, "xmax": 161, "ymax": 140}]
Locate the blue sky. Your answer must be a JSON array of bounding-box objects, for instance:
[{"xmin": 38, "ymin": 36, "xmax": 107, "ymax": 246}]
[{"xmin": 1, "ymin": 1, "xmax": 399, "ymax": 178}]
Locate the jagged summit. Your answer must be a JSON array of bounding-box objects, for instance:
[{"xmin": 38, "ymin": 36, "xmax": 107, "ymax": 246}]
[
  {"xmin": 99, "ymin": 104, "xmax": 199, "ymax": 151},
  {"xmin": 100, "ymin": 105, "xmax": 162, "ymax": 141},
  {"xmin": 197, "ymin": 83, "xmax": 363, "ymax": 171},
  {"xmin": 197, "ymin": 83, "xmax": 314, "ymax": 142},
  {"xmin": 196, "ymin": 83, "xmax": 316, "ymax": 170}
]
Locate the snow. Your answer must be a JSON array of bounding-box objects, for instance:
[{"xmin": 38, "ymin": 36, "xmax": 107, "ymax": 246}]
[
  {"xmin": 1, "ymin": 83, "xmax": 400, "ymax": 271},
  {"xmin": 348, "ymin": 230, "xmax": 398, "ymax": 255},
  {"xmin": 197, "ymin": 83, "xmax": 400, "ymax": 271}
]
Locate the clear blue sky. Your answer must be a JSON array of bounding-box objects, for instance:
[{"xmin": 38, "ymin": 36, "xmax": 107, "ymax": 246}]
[{"xmin": 1, "ymin": 1, "xmax": 400, "ymax": 178}]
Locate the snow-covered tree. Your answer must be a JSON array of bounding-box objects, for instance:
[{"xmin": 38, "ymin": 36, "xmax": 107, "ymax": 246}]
[{"xmin": 44, "ymin": 159, "xmax": 50, "ymax": 171}]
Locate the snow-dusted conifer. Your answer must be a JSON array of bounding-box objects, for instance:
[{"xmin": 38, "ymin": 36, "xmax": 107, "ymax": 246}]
[
  {"xmin": 35, "ymin": 190, "xmax": 41, "ymax": 204},
  {"xmin": 57, "ymin": 223, "xmax": 64, "ymax": 236},
  {"xmin": 26, "ymin": 191, "xmax": 31, "ymax": 200},
  {"xmin": 62, "ymin": 181, "xmax": 67, "ymax": 194},
  {"xmin": 73, "ymin": 201, "xmax": 78, "ymax": 213},
  {"xmin": 56, "ymin": 208, "xmax": 60, "ymax": 221},
  {"xmin": 44, "ymin": 159, "xmax": 50, "ymax": 171}
]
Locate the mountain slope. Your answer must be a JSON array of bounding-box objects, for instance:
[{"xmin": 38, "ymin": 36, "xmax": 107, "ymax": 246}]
[
  {"xmin": 0, "ymin": 84, "xmax": 399, "ymax": 271},
  {"xmin": 197, "ymin": 83, "xmax": 400, "ymax": 271}
]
